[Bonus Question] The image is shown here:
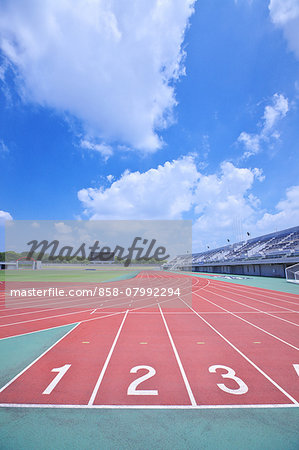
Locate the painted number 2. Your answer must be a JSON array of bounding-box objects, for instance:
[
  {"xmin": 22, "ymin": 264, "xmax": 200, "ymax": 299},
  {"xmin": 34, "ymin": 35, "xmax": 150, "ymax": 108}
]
[
  {"xmin": 209, "ymin": 365, "xmax": 248, "ymax": 395},
  {"xmin": 43, "ymin": 364, "xmax": 71, "ymax": 395},
  {"xmin": 127, "ymin": 365, "xmax": 158, "ymax": 396}
]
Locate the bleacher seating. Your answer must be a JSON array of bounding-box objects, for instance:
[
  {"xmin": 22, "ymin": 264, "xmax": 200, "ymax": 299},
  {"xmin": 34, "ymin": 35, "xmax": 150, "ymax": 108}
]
[{"xmin": 163, "ymin": 225, "xmax": 299, "ymax": 269}]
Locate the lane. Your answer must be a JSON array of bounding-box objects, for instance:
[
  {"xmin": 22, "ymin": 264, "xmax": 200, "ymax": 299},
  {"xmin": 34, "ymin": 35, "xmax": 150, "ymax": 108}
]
[
  {"xmin": 91, "ymin": 309, "xmax": 193, "ymax": 405},
  {"xmin": 205, "ymin": 279, "xmax": 299, "ymax": 309},
  {"xmin": 237, "ymin": 312, "xmax": 299, "ymax": 346},
  {"xmin": 0, "ymin": 309, "xmax": 94, "ymax": 339},
  {"xmin": 189, "ymin": 299, "xmax": 299, "ymax": 403},
  {"xmin": 1, "ymin": 271, "xmax": 297, "ymax": 408},
  {"xmin": 194, "ymin": 290, "xmax": 299, "ymax": 349},
  {"xmin": 0, "ymin": 313, "xmax": 126, "ymax": 405},
  {"xmin": 193, "ymin": 292, "xmax": 253, "ymax": 313},
  {"xmin": 162, "ymin": 306, "xmax": 291, "ymax": 405},
  {"xmin": 0, "ymin": 271, "xmax": 195, "ymax": 339},
  {"xmin": 205, "ymin": 285, "xmax": 298, "ymax": 314},
  {"xmin": 267, "ymin": 312, "xmax": 299, "ymax": 326}
]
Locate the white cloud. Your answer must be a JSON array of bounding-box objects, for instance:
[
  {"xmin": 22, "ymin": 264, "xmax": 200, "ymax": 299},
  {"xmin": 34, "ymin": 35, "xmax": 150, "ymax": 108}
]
[
  {"xmin": 252, "ymin": 167, "xmax": 265, "ymax": 182},
  {"xmin": 238, "ymin": 132, "xmax": 260, "ymax": 155},
  {"xmin": 78, "ymin": 156, "xmax": 199, "ymax": 220},
  {"xmin": 192, "ymin": 162, "xmax": 264, "ymax": 247},
  {"xmin": 80, "ymin": 139, "xmax": 113, "ymax": 160},
  {"xmin": 256, "ymin": 185, "xmax": 299, "ymax": 233},
  {"xmin": 269, "ymin": 0, "xmax": 299, "ymax": 59},
  {"xmin": 0, "ymin": 210, "xmax": 13, "ymax": 222},
  {"xmin": 263, "ymin": 93, "xmax": 288, "ymax": 131},
  {"xmin": 107, "ymin": 174, "xmax": 114, "ymax": 183},
  {"xmin": 238, "ymin": 93, "xmax": 289, "ymax": 158},
  {"xmin": 78, "ymin": 156, "xmax": 267, "ymax": 249},
  {"xmin": 54, "ymin": 222, "xmax": 72, "ymax": 234},
  {"xmin": 0, "ymin": 139, "xmax": 9, "ymax": 155},
  {"xmin": 0, "ymin": 0, "xmax": 195, "ymax": 153}
]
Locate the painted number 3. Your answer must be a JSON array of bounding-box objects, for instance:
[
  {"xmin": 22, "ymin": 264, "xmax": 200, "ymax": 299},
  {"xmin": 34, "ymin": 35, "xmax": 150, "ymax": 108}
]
[{"xmin": 209, "ymin": 365, "xmax": 249, "ymax": 395}]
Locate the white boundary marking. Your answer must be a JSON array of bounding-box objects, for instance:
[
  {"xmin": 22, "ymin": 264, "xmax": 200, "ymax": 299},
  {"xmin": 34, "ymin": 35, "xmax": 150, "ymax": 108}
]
[
  {"xmin": 0, "ymin": 322, "xmax": 80, "ymax": 341},
  {"xmin": 0, "ymin": 322, "xmax": 80, "ymax": 393},
  {"xmin": 88, "ymin": 310, "xmax": 129, "ymax": 405},
  {"xmin": 0, "ymin": 403, "xmax": 297, "ymax": 409},
  {"xmin": 158, "ymin": 304, "xmax": 196, "ymax": 406}
]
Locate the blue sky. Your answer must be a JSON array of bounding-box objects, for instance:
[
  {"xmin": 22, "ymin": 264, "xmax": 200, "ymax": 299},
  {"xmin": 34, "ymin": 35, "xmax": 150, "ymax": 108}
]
[{"xmin": 0, "ymin": 0, "xmax": 299, "ymax": 251}]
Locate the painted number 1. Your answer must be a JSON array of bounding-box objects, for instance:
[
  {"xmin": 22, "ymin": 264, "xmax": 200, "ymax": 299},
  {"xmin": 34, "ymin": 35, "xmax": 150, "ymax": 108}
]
[
  {"xmin": 209, "ymin": 365, "xmax": 248, "ymax": 395},
  {"xmin": 43, "ymin": 364, "xmax": 71, "ymax": 395}
]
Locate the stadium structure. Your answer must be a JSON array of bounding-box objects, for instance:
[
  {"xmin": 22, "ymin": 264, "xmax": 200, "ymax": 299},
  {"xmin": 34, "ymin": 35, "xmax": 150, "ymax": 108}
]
[{"xmin": 163, "ymin": 225, "xmax": 299, "ymax": 281}]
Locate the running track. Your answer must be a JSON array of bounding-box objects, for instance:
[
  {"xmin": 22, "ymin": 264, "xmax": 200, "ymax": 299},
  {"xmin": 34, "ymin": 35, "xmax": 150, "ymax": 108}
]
[{"xmin": 0, "ymin": 271, "xmax": 298, "ymax": 408}]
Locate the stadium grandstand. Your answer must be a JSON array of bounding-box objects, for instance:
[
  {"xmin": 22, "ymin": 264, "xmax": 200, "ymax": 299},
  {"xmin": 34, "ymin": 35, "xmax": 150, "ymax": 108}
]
[{"xmin": 163, "ymin": 225, "xmax": 299, "ymax": 279}]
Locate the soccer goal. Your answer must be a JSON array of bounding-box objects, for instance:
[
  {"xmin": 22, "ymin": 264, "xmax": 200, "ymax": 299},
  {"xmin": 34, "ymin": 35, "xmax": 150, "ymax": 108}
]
[
  {"xmin": 285, "ymin": 263, "xmax": 299, "ymax": 284},
  {"xmin": 16, "ymin": 257, "xmax": 42, "ymax": 270}
]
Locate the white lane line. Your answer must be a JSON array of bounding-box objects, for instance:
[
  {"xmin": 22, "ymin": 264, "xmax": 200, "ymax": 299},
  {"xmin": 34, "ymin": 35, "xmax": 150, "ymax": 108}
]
[
  {"xmin": 207, "ymin": 284, "xmax": 299, "ymax": 312},
  {"xmin": 205, "ymin": 288, "xmax": 299, "ymax": 326},
  {"xmin": 92, "ymin": 311, "xmax": 299, "ymax": 315},
  {"xmin": 0, "ymin": 308, "xmax": 92, "ymax": 328},
  {"xmin": 158, "ymin": 304, "xmax": 196, "ymax": 406},
  {"xmin": 209, "ymin": 280, "xmax": 299, "ymax": 304},
  {"xmin": 0, "ymin": 321, "xmax": 85, "ymax": 340},
  {"xmin": 0, "ymin": 274, "xmax": 205, "ymax": 340},
  {"xmin": 1, "ymin": 277, "xmax": 190, "ymax": 321},
  {"xmin": 0, "ymin": 306, "xmax": 87, "ymax": 321},
  {"xmin": 211, "ymin": 283, "xmax": 299, "ymax": 309},
  {"xmin": 90, "ymin": 309, "xmax": 97, "ymax": 315},
  {"xmin": 0, "ymin": 403, "xmax": 297, "ymax": 409},
  {"xmin": 194, "ymin": 291, "xmax": 299, "ymax": 351},
  {"xmin": 88, "ymin": 310, "xmax": 129, "ymax": 406},
  {"xmin": 179, "ymin": 297, "xmax": 298, "ymax": 405},
  {"xmin": 0, "ymin": 323, "xmax": 81, "ymax": 393}
]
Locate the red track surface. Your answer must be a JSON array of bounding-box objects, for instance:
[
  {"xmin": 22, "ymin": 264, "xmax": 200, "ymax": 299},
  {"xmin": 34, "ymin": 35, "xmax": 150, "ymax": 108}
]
[{"xmin": 0, "ymin": 271, "xmax": 298, "ymax": 408}]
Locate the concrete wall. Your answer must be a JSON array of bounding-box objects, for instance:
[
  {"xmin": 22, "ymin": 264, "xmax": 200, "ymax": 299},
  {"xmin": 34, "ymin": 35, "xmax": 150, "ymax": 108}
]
[{"xmin": 191, "ymin": 262, "xmax": 286, "ymax": 278}]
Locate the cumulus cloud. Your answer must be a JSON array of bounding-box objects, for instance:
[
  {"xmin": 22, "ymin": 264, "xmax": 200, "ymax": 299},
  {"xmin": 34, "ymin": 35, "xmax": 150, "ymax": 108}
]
[
  {"xmin": 79, "ymin": 155, "xmax": 298, "ymax": 248},
  {"xmin": 256, "ymin": 185, "xmax": 299, "ymax": 233},
  {"xmin": 269, "ymin": 0, "xmax": 299, "ymax": 58},
  {"xmin": 192, "ymin": 162, "xmax": 264, "ymax": 247},
  {"xmin": 78, "ymin": 156, "xmax": 267, "ymax": 248},
  {"xmin": 238, "ymin": 93, "xmax": 289, "ymax": 158},
  {"xmin": 0, "ymin": 0, "xmax": 195, "ymax": 154},
  {"xmin": 0, "ymin": 210, "xmax": 13, "ymax": 222},
  {"xmin": 78, "ymin": 156, "xmax": 199, "ymax": 220}
]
